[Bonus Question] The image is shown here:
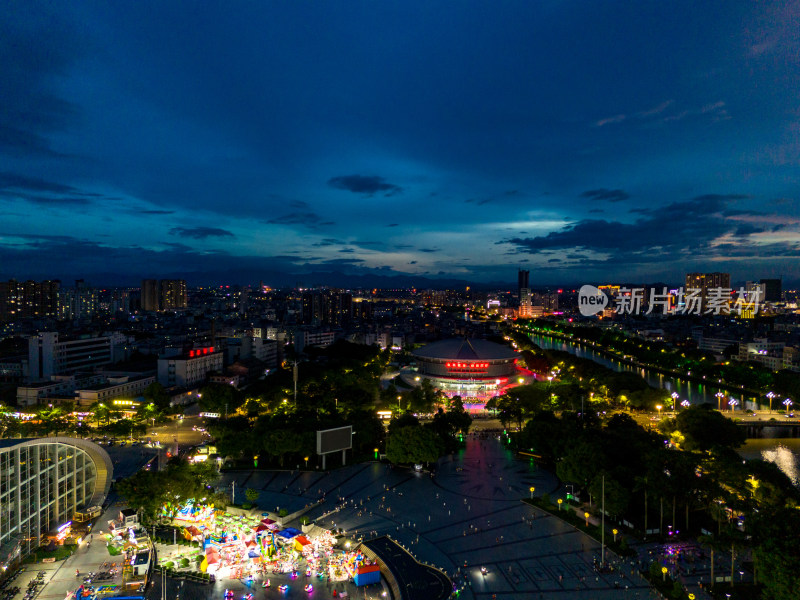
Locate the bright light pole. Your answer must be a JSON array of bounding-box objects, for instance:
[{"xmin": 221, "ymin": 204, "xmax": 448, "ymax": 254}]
[
  {"xmin": 584, "ymin": 512, "xmax": 589, "ymax": 527},
  {"xmin": 728, "ymin": 399, "xmax": 738, "ymax": 413},
  {"xmin": 612, "ymin": 528, "xmax": 618, "ymax": 543},
  {"xmin": 557, "ymin": 498, "xmax": 562, "ymax": 511},
  {"xmin": 680, "ymin": 400, "xmax": 690, "ymax": 411},
  {"xmin": 784, "ymin": 398, "xmax": 794, "ymax": 413},
  {"xmin": 767, "ymin": 391, "xmax": 775, "ymax": 413},
  {"xmin": 671, "ymin": 392, "xmax": 678, "ymax": 415},
  {"xmin": 715, "ymin": 391, "xmax": 724, "ymax": 411},
  {"xmin": 529, "ymin": 486, "xmax": 535, "ymax": 500},
  {"xmin": 656, "ymin": 405, "xmax": 662, "ymax": 419}
]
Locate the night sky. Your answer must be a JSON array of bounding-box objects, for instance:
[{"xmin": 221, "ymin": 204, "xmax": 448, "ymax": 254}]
[{"xmin": 2, "ymin": 1, "xmax": 799, "ymax": 286}]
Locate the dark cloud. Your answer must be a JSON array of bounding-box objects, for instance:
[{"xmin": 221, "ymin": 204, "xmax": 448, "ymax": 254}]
[
  {"xmin": 499, "ymin": 195, "xmax": 762, "ymax": 264},
  {"xmin": 267, "ymin": 212, "xmax": 323, "ymax": 225},
  {"xmin": 548, "ymin": 258, "xmax": 561, "ymax": 263},
  {"xmin": 141, "ymin": 209, "xmax": 175, "ymax": 215},
  {"xmin": 408, "ymin": 260, "xmax": 417, "ymax": 264},
  {"xmin": 734, "ymin": 224, "xmax": 766, "ymax": 236},
  {"xmin": 169, "ymin": 227, "xmax": 235, "ymax": 239},
  {"xmin": 0, "ymin": 193, "xmax": 91, "ymax": 206},
  {"xmin": 386, "ymin": 224, "xmax": 399, "ymax": 227},
  {"xmin": 418, "ymin": 248, "xmax": 440, "ymax": 253},
  {"xmin": 580, "ymin": 188, "xmax": 630, "ymax": 202},
  {"xmin": 328, "ymin": 175, "xmax": 402, "ymax": 196},
  {"xmin": 312, "ymin": 238, "xmax": 342, "ymax": 247},
  {"xmin": 338, "ymin": 248, "xmax": 355, "ymax": 253},
  {"xmin": 0, "ymin": 172, "xmax": 78, "ymax": 194},
  {"xmin": 317, "ymin": 258, "xmax": 365, "ymax": 265}
]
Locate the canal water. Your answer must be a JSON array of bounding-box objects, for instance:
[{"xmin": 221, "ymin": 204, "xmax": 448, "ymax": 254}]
[{"xmin": 527, "ymin": 332, "xmax": 800, "ymax": 485}]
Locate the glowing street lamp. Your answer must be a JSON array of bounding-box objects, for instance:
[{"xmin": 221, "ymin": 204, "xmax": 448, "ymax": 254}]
[
  {"xmin": 655, "ymin": 405, "xmax": 662, "ymax": 419},
  {"xmin": 612, "ymin": 528, "xmax": 618, "ymax": 543},
  {"xmin": 715, "ymin": 391, "xmax": 725, "ymax": 410},
  {"xmin": 661, "ymin": 566, "xmax": 668, "ymax": 582},
  {"xmin": 557, "ymin": 498, "xmax": 562, "ymax": 511},
  {"xmin": 671, "ymin": 392, "xmax": 678, "ymax": 413},
  {"xmin": 767, "ymin": 391, "xmax": 776, "ymax": 413},
  {"xmin": 529, "ymin": 486, "xmax": 535, "ymax": 500},
  {"xmin": 374, "ymin": 448, "xmax": 379, "ymax": 460},
  {"xmin": 728, "ymin": 399, "xmax": 738, "ymax": 413},
  {"xmin": 584, "ymin": 512, "xmax": 590, "ymax": 527},
  {"xmin": 784, "ymin": 398, "xmax": 794, "ymax": 413},
  {"xmin": 680, "ymin": 400, "xmax": 690, "ymax": 410}
]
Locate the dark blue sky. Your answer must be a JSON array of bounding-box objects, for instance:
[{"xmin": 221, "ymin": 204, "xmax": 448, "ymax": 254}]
[{"xmin": 2, "ymin": 1, "xmax": 799, "ymax": 286}]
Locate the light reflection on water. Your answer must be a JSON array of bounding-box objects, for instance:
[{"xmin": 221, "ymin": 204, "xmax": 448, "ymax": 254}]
[{"xmin": 738, "ymin": 439, "xmax": 800, "ymax": 486}]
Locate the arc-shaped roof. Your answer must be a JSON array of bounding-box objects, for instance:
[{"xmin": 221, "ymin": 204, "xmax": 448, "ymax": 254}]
[
  {"xmin": 412, "ymin": 338, "xmax": 519, "ymax": 361},
  {"xmin": 0, "ymin": 437, "xmax": 113, "ymax": 505}
]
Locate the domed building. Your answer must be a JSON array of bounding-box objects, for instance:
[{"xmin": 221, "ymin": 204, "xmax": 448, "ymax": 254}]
[{"xmin": 406, "ymin": 338, "xmax": 521, "ymax": 406}]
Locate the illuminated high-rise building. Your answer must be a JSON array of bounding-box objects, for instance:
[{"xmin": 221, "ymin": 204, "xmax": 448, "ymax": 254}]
[{"xmin": 159, "ymin": 279, "xmax": 187, "ymax": 311}]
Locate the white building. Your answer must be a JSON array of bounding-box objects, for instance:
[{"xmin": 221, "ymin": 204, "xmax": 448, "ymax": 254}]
[
  {"xmin": 25, "ymin": 332, "xmax": 130, "ymax": 382},
  {"xmin": 74, "ymin": 374, "xmax": 156, "ymax": 407},
  {"xmin": 157, "ymin": 346, "xmax": 223, "ymax": 388}
]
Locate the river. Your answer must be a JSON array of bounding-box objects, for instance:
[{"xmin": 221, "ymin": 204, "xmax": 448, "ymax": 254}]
[{"xmin": 527, "ymin": 332, "xmax": 800, "ymax": 485}]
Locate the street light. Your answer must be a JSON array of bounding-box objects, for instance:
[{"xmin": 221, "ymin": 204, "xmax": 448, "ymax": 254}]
[
  {"xmin": 715, "ymin": 391, "xmax": 724, "ymax": 411},
  {"xmin": 584, "ymin": 512, "xmax": 589, "ymax": 526},
  {"xmin": 767, "ymin": 391, "xmax": 775, "ymax": 413},
  {"xmin": 612, "ymin": 528, "xmax": 618, "ymax": 542},
  {"xmin": 557, "ymin": 498, "xmax": 562, "ymax": 511},
  {"xmin": 656, "ymin": 405, "xmax": 662, "ymax": 419},
  {"xmin": 680, "ymin": 400, "xmax": 690, "ymax": 410},
  {"xmin": 784, "ymin": 398, "xmax": 793, "ymax": 413},
  {"xmin": 529, "ymin": 486, "xmax": 535, "ymax": 500},
  {"xmin": 728, "ymin": 399, "xmax": 738, "ymax": 413},
  {"xmin": 671, "ymin": 392, "xmax": 678, "ymax": 414}
]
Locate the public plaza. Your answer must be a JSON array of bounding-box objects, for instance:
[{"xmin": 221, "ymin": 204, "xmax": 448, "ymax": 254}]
[
  {"xmin": 6, "ymin": 433, "xmax": 731, "ymax": 600},
  {"xmin": 216, "ymin": 435, "xmax": 654, "ymax": 599}
]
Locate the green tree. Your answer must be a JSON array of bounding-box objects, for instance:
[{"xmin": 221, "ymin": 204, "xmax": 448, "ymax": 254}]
[
  {"xmin": 673, "ymin": 405, "xmax": 745, "ymax": 451},
  {"xmin": 386, "ymin": 425, "xmax": 443, "ymax": 464},
  {"xmin": 143, "ymin": 382, "xmax": 170, "ymax": 411},
  {"xmin": 245, "ymin": 488, "xmax": 260, "ymax": 504}
]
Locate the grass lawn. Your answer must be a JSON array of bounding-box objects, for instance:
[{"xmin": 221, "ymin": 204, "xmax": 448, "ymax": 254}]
[{"xmin": 24, "ymin": 544, "xmax": 76, "ymax": 563}]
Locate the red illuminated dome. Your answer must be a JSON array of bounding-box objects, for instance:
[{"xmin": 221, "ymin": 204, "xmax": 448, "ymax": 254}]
[{"xmin": 407, "ymin": 339, "xmax": 520, "ymax": 405}]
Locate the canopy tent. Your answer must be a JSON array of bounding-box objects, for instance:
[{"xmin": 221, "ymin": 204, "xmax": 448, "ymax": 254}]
[{"xmin": 277, "ymin": 528, "xmax": 302, "ymax": 539}]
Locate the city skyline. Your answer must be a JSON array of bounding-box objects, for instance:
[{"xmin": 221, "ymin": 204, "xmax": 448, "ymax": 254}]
[{"xmin": 2, "ymin": 2, "xmax": 799, "ymax": 286}]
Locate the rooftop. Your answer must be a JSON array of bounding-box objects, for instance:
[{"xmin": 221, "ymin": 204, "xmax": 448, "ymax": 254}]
[{"xmin": 412, "ymin": 338, "xmax": 519, "ymax": 361}]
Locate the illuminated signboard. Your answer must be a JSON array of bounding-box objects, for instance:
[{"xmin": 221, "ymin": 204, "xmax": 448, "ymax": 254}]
[
  {"xmin": 188, "ymin": 346, "xmax": 215, "ymax": 358},
  {"xmin": 445, "ymin": 362, "xmax": 490, "ymax": 374}
]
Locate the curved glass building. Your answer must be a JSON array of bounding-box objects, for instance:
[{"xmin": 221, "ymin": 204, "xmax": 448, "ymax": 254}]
[{"xmin": 0, "ymin": 438, "xmax": 113, "ymax": 567}]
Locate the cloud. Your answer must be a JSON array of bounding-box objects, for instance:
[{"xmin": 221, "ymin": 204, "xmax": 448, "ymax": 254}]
[
  {"xmin": 637, "ymin": 100, "xmax": 674, "ymax": 118},
  {"xmin": 498, "ymin": 193, "xmax": 790, "ymax": 265},
  {"xmin": 418, "ymin": 248, "xmax": 440, "ymax": 253},
  {"xmin": 594, "ymin": 114, "xmax": 626, "ymax": 127},
  {"xmin": 328, "ymin": 175, "xmax": 402, "ymax": 196},
  {"xmin": 0, "ymin": 172, "xmax": 78, "ymax": 194},
  {"xmin": 141, "ymin": 209, "xmax": 175, "ymax": 215},
  {"xmin": 338, "ymin": 248, "xmax": 355, "ymax": 253},
  {"xmin": 581, "ymin": 188, "xmax": 630, "ymax": 202},
  {"xmin": 588, "ymin": 208, "xmax": 604, "ymax": 213},
  {"xmin": 312, "ymin": 238, "xmax": 343, "ymax": 247},
  {"xmin": 408, "ymin": 260, "xmax": 417, "ymax": 264},
  {"xmin": 266, "ymin": 212, "xmax": 324, "ymax": 226},
  {"xmin": 169, "ymin": 227, "xmax": 235, "ymax": 239},
  {"xmin": 386, "ymin": 223, "xmax": 399, "ymax": 227}
]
